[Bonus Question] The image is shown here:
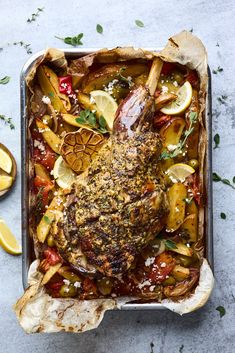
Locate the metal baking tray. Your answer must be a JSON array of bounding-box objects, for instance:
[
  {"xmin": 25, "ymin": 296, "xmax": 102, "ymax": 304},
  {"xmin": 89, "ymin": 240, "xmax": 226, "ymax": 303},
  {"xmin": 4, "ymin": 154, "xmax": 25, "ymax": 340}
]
[{"xmin": 21, "ymin": 48, "xmax": 213, "ymax": 310}]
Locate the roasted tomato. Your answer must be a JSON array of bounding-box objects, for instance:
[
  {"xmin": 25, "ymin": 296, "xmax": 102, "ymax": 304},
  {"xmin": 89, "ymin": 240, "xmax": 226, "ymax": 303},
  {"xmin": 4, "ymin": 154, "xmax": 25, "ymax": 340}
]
[
  {"xmin": 34, "ymin": 175, "xmax": 54, "ymax": 207},
  {"xmin": 42, "ymin": 248, "xmax": 62, "ymax": 271},
  {"xmin": 161, "ymin": 62, "xmax": 176, "ymax": 75},
  {"xmin": 187, "ymin": 173, "xmax": 201, "ymax": 206},
  {"xmin": 32, "ymin": 142, "xmax": 56, "ymax": 170},
  {"xmin": 153, "ymin": 114, "xmax": 172, "ymax": 129},
  {"xmin": 148, "ymin": 252, "xmax": 176, "ymax": 284}
]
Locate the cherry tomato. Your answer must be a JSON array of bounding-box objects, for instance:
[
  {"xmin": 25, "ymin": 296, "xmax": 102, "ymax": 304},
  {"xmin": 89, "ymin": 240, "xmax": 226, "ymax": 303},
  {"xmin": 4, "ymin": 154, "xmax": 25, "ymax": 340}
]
[{"xmin": 148, "ymin": 252, "xmax": 176, "ymax": 284}]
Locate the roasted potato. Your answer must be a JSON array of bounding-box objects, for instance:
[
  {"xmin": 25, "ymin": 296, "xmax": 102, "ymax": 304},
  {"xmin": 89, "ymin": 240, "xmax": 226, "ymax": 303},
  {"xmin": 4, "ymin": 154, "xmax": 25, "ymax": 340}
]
[
  {"xmin": 166, "ymin": 183, "xmax": 187, "ymax": 232},
  {"xmin": 180, "ymin": 214, "xmax": 198, "ymax": 242},
  {"xmin": 172, "ymin": 265, "xmax": 190, "ymax": 281},
  {"xmin": 41, "ymin": 263, "xmax": 62, "ymax": 285},
  {"xmin": 36, "ymin": 119, "xmax": 61, "ymax": 154},
  {"xmin": 169, "ymin": 242, "xmax": 193, "ymax": 257},
  {"xmin": 160, "ymin": 117, "xmax": 186, "ymax": 149}
]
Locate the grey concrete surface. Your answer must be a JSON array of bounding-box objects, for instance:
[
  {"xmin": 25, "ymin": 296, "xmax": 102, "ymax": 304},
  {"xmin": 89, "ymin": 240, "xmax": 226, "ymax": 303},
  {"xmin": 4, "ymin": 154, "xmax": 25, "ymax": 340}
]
[{"xmin": 0, "ymin": 0, "xmax": 235, "ymax": 352}]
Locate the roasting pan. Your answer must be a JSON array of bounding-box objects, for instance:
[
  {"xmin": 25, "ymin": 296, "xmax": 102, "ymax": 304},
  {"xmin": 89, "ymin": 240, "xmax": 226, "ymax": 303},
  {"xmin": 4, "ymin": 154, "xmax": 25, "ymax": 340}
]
[{"xmin": 21, "ymin": 48, "xmax": 213, "ymax": 310}]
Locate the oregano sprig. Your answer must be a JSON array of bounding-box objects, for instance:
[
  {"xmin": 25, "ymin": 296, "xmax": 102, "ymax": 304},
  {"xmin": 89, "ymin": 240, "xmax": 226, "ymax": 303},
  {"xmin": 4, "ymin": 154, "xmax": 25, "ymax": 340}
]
[
  {"xmin": 75, "ymin": 109, "xmax": 108, "ymax": 134},
  {"xmin": 0, "ymin": 114, "xmax": 15, "ymax": 129},
  {"xmin": 213, "ymin": 172, "xmax": 235, "ymax": 189},
  {"xmin": 0, "ymin": 76, "xmax": 10, "ymax": 85},
  {"xmin": 55, "ymin": 33, "xmax": 83, "ymax": 46}
]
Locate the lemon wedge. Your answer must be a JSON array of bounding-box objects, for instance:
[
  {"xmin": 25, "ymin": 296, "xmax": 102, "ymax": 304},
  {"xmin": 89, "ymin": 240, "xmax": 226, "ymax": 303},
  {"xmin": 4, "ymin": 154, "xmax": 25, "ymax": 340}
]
[
  {"xmin": 90, "ymin": 90, "xmax": 118, "ymax": 130},
  {"xmin": 0, "ymin": 148, "xmax": 12, "ymax": 174},
  {"xmin": 166, "ymin": 163, "xmax": 195, "ymax": 183},
  {"xmin": 53, "ymin": 156, "xmax": 76, "ymax": 189},
  {"xmin": 0, "ymin": 219, "xmax": 22, "ymax": 255},
  {"xmin": 0, "ymin": 175, "xmax": 13, "ymax": 191},
  {"xmin": 160, "ymin": 81, "xmax": 193, "ymax": 115}
]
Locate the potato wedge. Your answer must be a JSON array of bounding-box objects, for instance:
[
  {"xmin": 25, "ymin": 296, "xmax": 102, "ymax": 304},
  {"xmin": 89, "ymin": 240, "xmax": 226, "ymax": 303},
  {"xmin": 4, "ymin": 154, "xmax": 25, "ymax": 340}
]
[
  {"xmin": 37, "ymin": 195, "xmax": 64, "ymax": 243},
  {"xmin": 62, "ymin": 113, "xmax": 91, "ymax": 129},
  {"xmin": 186, "ymin": 199, "xmax": 198, "ymax": 215},
  {"xmin": 172, "ymin": 265, "xmax": 190, "ymax": 281},
  {"xmin": 37, "ymin": 65, "xmax": 71, "ymax": 113},
  {"xmin": 180, "ymin": 214, "xmax": 198, "ymax": 242},
  {"xmin": 166, "ymin": 183, "xmax": 187, "ymax": 232},
  {"xmin": 41, "ymin": 263, "xmax": 62, "ymax": 285},
  {"xmin": 36, "ymin": 119, "xmax": 61, "ymax": 154},
  {"xmin": 170, "ymin": 242, "xmax": 193, "ymax": 257},
  {"xmin": 160, "ymin": 117, "xmax": 186, "ymax": 149},
  {"xmin": 77, "ymin": 92, "xmax": 102, "ymax": 117},
  {"xmin": 82, "ymin": 63, "xmax": 148, "ymax": 93},
  {"xmin": 34, "ymin": 163, "xmax": 51, "ymax": 182}
]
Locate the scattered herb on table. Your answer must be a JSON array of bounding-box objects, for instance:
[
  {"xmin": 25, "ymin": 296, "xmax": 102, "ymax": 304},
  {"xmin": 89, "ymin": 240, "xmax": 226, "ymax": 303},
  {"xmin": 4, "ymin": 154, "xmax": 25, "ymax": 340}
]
[
  {"xmin": 0, "ymin": 76, "xmax": 10, "ymax": 84},
  {"xmin": 220, "ymin": 212, "xmax": 226, "ymax": 219},
  {"xmin": 212, "ymin": 66, "xmax": 223, "ymax": 74},
  {"xmin": 27, "ymin": 7, "xmax": 44, "ymax": 23},
  {"xmin": 213, "ymin": 172, "xmax": 235, "ymax": 189},
  {"xmin": 179, "ymin": 345, "xmax": 184, "ymax": 353},
  {"xmin": 217, "ymin": 95, "xmax": 227, "ymax": 104},
  {"xmin": 96, "ymin": 24, "xmax": 103, "ymax": 34},
  {"xmin": 189, "ymin": 28, "xmax": 193, "ymax": 32},
  {"xmin": 216, "ymin": 305, "xmax": 226, "ymax": 318},
  {"xmin": 150, "ymin": 342, "xmax": 154, "ymax": 353},
  {"xmin": 216, "ymin": 42, "xmax": 220, "ymax": 47},
  {"xmin": 165, "ymin": 239, "xmax": 178, "ymax": 250},
  {"xmin": 55, "ymin": 33, "xmax": 83, "ymax": 46},
  {"xmin": 75, "ymin": 109, "xmax": 108, "ymax": 134},
  {"xmin": 233, "ymin": 176, "xmax": 235, "ymax": 184},
  {"xmin": 160, "ymin": 112, "xmax": 198, "ymax": 160},
  {"xmin": 13, "ymin": 41, "xmax": 32, "ymax": 54},
  {"xmin": 213, "ymin": 133, "xmax": 220, "ymax": 149},
  {"xmin": 135, "ymin": 19, "xmax": 144, "ymax": 27},
  {"xmin": 43, "ymin": 215, "xmax": 52, "ymax": 224},
  {"xmin": 0, "ymin": 114, "xmax": 15, "ymax": 129}
]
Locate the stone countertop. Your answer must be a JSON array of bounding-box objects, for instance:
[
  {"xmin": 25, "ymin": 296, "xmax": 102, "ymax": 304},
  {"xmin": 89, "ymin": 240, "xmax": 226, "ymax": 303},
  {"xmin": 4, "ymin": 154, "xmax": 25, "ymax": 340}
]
[{"xmin": 0, "ymin": 0, "xmax": 235, "ymax": 352}]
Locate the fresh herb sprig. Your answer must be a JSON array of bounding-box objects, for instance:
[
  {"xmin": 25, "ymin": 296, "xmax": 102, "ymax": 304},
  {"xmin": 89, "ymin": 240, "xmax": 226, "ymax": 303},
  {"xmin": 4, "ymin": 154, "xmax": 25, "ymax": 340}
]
[
  {"xmin": 216, "ymin": 305, "xmax": 226, "ymax": 318},
  {"xmin": 160, "ymin": 112, "xmax": 198, "ymax": 160},
  {"xmin": 220, "ymin": 212, "xmax": 226, "ymax": 219},
  {"xmin": 0, "ymin": 114, "xmax": 15, "ymax": 129},
  {"xmin": 55, "ymin": 33, "xmax": 83, "ymax": 46},
  {"xmin": 213, "ymin": 172, "xmax": 235, "ymax": 189},
  {"xmin": 117, "ymin": 67, "xmax": 133, "ymax": 87},
  {"xmin": 75, "ymin": 109, "xmax": 108, "ymax": 134},
  {"xmin": 13, "ymin": 41, "xmax": 32, "ymax": 54},
  {"xmin": 0, "ymin": 76, "xmax": 10, "ymax": 84},
  {"xmin": 27, "ymin": 7, "xmax": 44, "ymax": 23},
  {"xmin": 217, "ymin": 95, "xmax": 227, "ymax": 104},
  {"xmin": 43, "ymin": 215, "xmax": 52, "ymax": 224},
  {"xmin": 96, "ymin": 24, "xmax": 103, "ymax": 34},
  {"xmin": 213, "ymin": 133, "xmax": 220, "ymax": 149},
  {"xmin": 179, "ymin": 345, "xmax": 184, "ymax": 353},
  {"xmin": 150, "ymin": 342, "xmax": 154, "ymax": 353},
  {"xmin": 165, "ymin": 239, "xmax": 178, "ymax": 250},
  {"xmin": 212, "ymin": 66, "xmax": 223, "ymax": 74}
]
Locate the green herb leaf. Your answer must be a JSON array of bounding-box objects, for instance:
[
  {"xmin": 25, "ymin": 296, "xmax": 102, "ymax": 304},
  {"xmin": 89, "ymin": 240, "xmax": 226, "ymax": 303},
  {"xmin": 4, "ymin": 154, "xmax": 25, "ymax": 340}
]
[
  {"xmin": 99, "ymin": 115, "xmax": 107, "ymax": 128},
  {"xmin": 0, "ymin": 114, "xmax": 15, "ymax": 129},
  {"xmin": 212, "ymin": 66, "xmax": 223, "ymax": 74},
  {"xmin": 87, "ymin": 113, "xmax": 97, "ymax": 127},
  {"xmin": 135, "ymin": 19, "xmax": 144, "ymax": 27},
  {"xmin": 220, "ymin": 212, "xmax": 226, "ymax": 219},
  {"xmin": 216, "ymin": 42, "xmax": 220, "ymax": 47},
  {"xmin": 233, "ymin": 176, "xmax": 235, "ymax": 184},
  {"xmin": 55, "ymin": 33, "xmax": 83, "ymax": 47},
  {"xmin": 165, "ymin": 239, "xmax": 178, "ymax": 250},
  {"xmin": 13, "ymin": 41, "xmax": 32, "ymax": 54},
  {"xmin": 212, "ymin": 172, "xmax": 221, "ymax": 182},
  {"xmin": 96, "ymin": 24, "xmax": 103, "ymax": 34},
  {"xmin": 27, "ymin": 7, "xmax": 44, "ymax": 23},
  {"xmin": 213, "ymin": 133, "xmax": 220, "ymax": 149},
  {"xmin": 43, "ymin": 215, "xmax": 52, "ymax": 224},
  {"xmin": 0, "ymin": 76, "xmax": 10, "ymax": 84},
  {"xmin": 217, "ymin": 95, "xmax": 227, "ymax": 104},
  {"xmin": 75, "ymin": 117, "xmax": 86, "ymax": 125},
  {"xmin": 216, "ymin": 305, "xmax": 226, "ymax": 318},
  {"xmin": 179, "ymin": 345, "xmax": 184, "ymax": 353}
]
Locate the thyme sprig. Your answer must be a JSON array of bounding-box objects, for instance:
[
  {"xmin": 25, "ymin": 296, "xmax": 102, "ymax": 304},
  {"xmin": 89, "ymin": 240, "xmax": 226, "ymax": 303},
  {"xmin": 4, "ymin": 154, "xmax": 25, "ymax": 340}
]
[
  {"xmin": 0, "ymin": 114, "xmax": 15, "ymax": 129},
  {"xmin": 13, "ymin": 41, "xmax": 32, "ymax": 54},
  {"xmin": 27, "ymin": 7, "xmax": 44, "ymax": 23},
  {"xmin": 213, "ymin": 172, "xmax": 235, "ymax": 189},
  {"xmin": 160, "ymin": 112, "xmax": 198, "ymax": 160}
]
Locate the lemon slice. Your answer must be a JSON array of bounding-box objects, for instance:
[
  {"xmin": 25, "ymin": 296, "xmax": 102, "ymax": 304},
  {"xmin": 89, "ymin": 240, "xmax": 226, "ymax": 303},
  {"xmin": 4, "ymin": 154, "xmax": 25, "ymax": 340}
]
[
  {"xmin": 0, "ymin": 148, "xmax": 12, "ymax": 174},
  {"xmin": 90, "ymin": 90, "xmax": 118, "ymax": 130},
  {"xmin": 0, "ymin": 219, "xmax": 22, "ymax": 255},
  {"xmin": 0, "ymin": 175, "xmax": 13, "ymax": 191},
  {"xmin": 166, "ymin": 163, "xmax": 195, "ymax": 183},
  {"xmin": 53, "ymin": 156, "xmax": 76, "ymax": 189},
  {"xmin": 160, "ymin": 81, "xmax": 193, "ymax": 115}
]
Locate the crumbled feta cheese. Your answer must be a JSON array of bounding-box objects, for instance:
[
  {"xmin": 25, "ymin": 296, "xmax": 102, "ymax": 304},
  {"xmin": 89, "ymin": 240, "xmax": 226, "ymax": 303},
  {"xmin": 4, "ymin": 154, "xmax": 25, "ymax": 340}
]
[
  {"xmin": 42, "ymin": 95, "xmax": 51, "ymax": 105},
  {"xmin": 160, "ymin": 262, "xmax": 166, "ymax": 268},
  {"xmin": 167, "ymin": 144, "xmax": 178, "ymax": 151},
  {"xmin": 175, "ymin": 207, "xmax": 180, "ymax": 212},
  {"xmin": 138, "ymin": 280, "xmax": 151, "ymax": 289},
  {"xmin": 173, "ymin": 80, "xmax": 178, "ymax": 87},
  {"xmin": 34, "ymin": 139, "xmax": 46, "ymax": 154},
  {"xmin": 63, "ymin": 279, "xmax": 70, "ymax": 285},
  {"xmin": 161, "ymin": 85, "xmax": 169, "ymax": 94},
  {"xmin": 74, "ymin": 281, "xmax": 81, "ymax": 288},
  {"xmin": 145, "ymin": 257, "xmax": 155, "ymax": 267},
  {"xmin": 89, "ymin": 96, "xmax": 96, "ymax": 104},
  {"xmin": 149, "ymin": 285, "xmax": 155, "ymax": 292}
]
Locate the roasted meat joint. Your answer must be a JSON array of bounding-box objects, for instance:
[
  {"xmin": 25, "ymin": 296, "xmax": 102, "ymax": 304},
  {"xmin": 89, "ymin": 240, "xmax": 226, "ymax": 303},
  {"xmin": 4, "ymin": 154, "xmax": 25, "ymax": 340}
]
[{"xmin": 15, "ymin": 31, "xmax": 214, "ymax": 333}]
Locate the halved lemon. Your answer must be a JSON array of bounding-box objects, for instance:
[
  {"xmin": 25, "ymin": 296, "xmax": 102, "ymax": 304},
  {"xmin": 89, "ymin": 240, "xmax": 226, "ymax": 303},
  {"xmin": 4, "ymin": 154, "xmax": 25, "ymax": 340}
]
[
  {"xmin": 166, "ymin": 163, "xmax": 195, "ymax": 183},
  {"xmin": 53, "ymin": 156, "xmax": 76, "ymax": 189},
  {"xmin": 160, "ymin": 81, "xmax": 193, "ymax": 115},
  {"xmin": 0, "ymin": 148, "xmax": 12, "ymax": 174},
  {"xmin": 0, "ymin": 175, "xmax": 13, "ymax": 191},
  {"xmin": 90, "ymin": 90, "xmax": 118, "ymax": 130},
  {"xmin": 0, "ymin": 219, "xmax": 22, "ymax": 255}
]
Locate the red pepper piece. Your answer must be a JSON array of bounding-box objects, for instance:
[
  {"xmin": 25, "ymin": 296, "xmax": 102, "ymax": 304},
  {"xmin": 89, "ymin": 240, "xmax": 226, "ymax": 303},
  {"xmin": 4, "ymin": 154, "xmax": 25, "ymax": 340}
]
[{"xmin": 58, "ymin": 76, "xmax": 74, "ymax": 96}]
